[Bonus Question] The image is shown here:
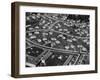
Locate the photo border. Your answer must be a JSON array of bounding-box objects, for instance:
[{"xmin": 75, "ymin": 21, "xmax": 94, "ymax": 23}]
[{"xmin": 11, "ymin": 2, "xmax": 98, "ymax": 78}]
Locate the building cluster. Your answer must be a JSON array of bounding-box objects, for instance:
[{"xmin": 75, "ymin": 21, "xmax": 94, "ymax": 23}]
[{"xmin": 26, "ymin": 12, "xmax": 90, "ymax": 67}]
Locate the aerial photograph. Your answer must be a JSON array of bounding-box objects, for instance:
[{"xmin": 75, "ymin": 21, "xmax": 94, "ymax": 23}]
[{"xmin": 25, "ymin": 12, "xmax": 90, "ymax": 67}]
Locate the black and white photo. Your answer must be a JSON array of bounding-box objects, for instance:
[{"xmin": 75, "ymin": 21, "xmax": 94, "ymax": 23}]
[
  {"xmin": 26, "ymin": 13, "xmax": 90, "ymax": 67},
  {"xmin": 11, "ymin": 2, "xmax": 97, "ymax": 78}
]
